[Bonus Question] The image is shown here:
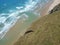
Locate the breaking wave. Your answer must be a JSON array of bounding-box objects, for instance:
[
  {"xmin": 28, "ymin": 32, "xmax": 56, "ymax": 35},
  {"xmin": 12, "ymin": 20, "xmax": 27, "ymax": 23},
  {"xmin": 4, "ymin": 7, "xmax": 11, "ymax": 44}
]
[{"xmin": 0, "ymin": 0, "xmax": 39, "ymax": 40}]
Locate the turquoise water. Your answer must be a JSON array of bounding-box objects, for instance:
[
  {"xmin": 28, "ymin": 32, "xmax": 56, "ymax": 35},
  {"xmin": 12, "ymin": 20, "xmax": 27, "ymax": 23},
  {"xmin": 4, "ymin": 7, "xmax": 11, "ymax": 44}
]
[
  {"xmin": 0, "ymin": 0, "xmax": 53, "ymax": 45},
  {"xmin": 0, "ymin": 0, "xmax": 38, "ymax": 40}
]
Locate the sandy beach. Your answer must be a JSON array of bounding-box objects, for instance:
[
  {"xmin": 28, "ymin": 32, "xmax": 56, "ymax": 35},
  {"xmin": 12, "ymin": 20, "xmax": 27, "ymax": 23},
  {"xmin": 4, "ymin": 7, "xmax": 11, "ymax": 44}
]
[
  {"xmin": 1, "ymin": 0, "xmax": 60, "ymax": 45},
  {"xmin": 12, "ymin": 0, "xmax": 60, "ymax": 44},
  {"xmin": 48, "ymin": 0, "xmax": 60, "ymax": 14},
  {"xmin": 9, "ymin": 0, "xmax": 60, "ymax": 44},
  {"xmin": 40, "ymin": 0, "xmax": 53, "ymax": 16},
  {"xmin": 13, "ymin": 0, "xmax": 60, "ymax": 45},
  {"xmin": 41, "ymin": 0, "xmax": 60, "ymax": 16}
]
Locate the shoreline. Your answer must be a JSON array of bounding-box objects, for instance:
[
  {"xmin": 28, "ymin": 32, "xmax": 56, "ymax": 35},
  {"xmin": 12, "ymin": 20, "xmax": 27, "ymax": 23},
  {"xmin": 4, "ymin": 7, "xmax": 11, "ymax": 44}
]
[
  {"xmin": 8, "ymin": 0, "xmax": 55, "ymax": 45},
  {"xmin": 40, "ymin": 0, "xmax": 54, "ymax": 16},
  {"xmin": 12, "ymin": 0, "xmax": 55, "ymax": 45},
  {"xmin": 13, "ymin": 0, "xmax": 60, "ymax": 45},
  {"xmin": 41, "ymin": 0, "xmax": 60, "ymax": 16},
  {"xmin": 1, "ymin": 0, "xmax": 60, "ymax": 45},
  {"xmin": 48, "ymin": 0, "xmax": 60, "ymax": 14}
]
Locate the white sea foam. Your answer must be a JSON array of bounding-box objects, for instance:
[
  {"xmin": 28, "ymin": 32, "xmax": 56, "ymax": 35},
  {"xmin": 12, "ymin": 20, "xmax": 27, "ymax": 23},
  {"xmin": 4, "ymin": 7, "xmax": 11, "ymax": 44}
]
[{"xmin": 16, "ymin": 6, "xmax": 23, "ymax": 9}]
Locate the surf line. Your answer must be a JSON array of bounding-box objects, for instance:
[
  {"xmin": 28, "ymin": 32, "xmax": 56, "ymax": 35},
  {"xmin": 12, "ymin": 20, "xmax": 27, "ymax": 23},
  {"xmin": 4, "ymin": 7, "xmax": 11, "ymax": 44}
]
[{"xmin": 0, "ymin": 0, "xmax": 38, "ymax": 40}]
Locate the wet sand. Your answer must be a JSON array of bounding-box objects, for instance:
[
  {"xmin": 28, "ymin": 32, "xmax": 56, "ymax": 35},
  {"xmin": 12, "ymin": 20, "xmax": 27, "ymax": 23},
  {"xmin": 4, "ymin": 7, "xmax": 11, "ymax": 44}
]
[
  {"xmin": 2, "ymin": 12, "xmax": 39, "ymax": 45},
  {"xmin": 6, "ymin": 1, "xmax": 54, "ymax": 45}
]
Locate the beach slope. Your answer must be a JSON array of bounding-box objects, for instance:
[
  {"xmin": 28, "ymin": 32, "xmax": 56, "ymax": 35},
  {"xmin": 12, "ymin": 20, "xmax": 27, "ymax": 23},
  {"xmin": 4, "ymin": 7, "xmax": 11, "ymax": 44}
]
[{"xmin": 14, "ymin": 9, "xmax": 60, "ymax": 45}]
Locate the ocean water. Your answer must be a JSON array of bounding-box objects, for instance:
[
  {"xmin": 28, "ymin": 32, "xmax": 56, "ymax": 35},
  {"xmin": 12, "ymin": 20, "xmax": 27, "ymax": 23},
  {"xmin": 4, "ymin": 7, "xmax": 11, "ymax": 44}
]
[
  {"xmin": 0, "ymin": 0, "xmax": 53, "ymax": 45},
  {"xmin": 0, "ymin": 0, "xmax": 38, "ymax": 39}
]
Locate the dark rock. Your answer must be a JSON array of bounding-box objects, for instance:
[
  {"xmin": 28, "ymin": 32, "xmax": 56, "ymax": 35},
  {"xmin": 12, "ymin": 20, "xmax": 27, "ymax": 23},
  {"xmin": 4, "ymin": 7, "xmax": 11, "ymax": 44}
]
[
  {"xmin": 49, "ymin": 4, "xmax": 60, "ymax": 14},
  {"xmin": 25, "ymin": 30, "xmax": 33, "ymax": 35}
]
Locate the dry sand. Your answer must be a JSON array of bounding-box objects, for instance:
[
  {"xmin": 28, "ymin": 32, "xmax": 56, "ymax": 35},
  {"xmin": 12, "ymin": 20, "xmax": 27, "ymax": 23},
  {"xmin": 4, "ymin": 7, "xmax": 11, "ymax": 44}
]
[
  {"xmin": 41, "ymin": 0, "xmax": 60, "ymax": 16},
  {"xmin": 48, "ymin": 0, "xmax": 60, "ymax": 13},
  {"xmin": 40, "ymin": 0, "xmax": 53, "ymax": 16}
]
